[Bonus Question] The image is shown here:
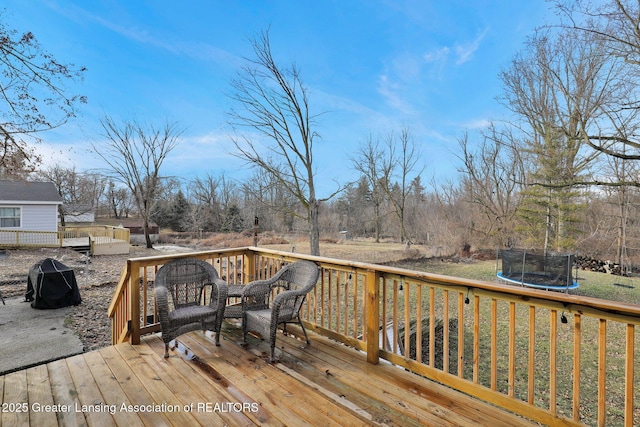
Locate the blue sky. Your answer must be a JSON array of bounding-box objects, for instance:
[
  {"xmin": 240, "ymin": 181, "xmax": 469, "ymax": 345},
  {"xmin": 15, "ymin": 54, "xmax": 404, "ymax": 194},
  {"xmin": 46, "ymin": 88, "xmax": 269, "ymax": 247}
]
[{"xmin": 3, "ymin": 1, "xmax": 552, "ymax": 197}]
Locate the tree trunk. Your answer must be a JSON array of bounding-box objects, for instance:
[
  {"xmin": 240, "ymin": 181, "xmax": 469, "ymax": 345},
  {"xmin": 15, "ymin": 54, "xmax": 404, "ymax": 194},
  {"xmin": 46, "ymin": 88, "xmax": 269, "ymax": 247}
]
[
  {"xmin": 309, "ymin": 199, "xmax": 320, "ymax": 256},
  {"xmin": 544, "ymin": 188, "xmax": 551, "ymax": 256},
  {"xmin": 143, "ymin": 216, "xmax": 153, "ymax": 249},
  {"xmin": 374, "ymin": 202, "xmax": 381, "ymax": 243},
  {"xmin": 58, "ymin": 205, "xmax": 66, "ymax": 227}
]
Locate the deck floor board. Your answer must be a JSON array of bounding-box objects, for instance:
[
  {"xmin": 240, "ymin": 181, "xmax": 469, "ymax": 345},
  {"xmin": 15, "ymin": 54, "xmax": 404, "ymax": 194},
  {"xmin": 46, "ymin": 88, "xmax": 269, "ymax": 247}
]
[{"xmin": 0, "ymin": 324, "xmax": 539, "ymax": 426}]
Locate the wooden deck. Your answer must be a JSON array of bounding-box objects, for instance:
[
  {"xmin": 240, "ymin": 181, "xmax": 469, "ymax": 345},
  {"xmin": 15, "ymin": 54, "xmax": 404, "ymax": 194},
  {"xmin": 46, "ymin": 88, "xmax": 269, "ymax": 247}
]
[{"xmin": 1, "ymin": 322, "xmax": 538, "ymax": 427}]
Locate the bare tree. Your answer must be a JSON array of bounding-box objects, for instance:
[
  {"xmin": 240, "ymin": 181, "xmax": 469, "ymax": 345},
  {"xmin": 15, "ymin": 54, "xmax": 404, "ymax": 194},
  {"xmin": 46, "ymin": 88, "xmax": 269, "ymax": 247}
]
[
  {"xmin": 499, "ymin": 27, "xmax": 615, "ymax": 251},
  {"xmin": 351, "ymin": 135, "xmax": 387, "ymax": 242},
  {"xmin": 242, "ymin": 169, "xmax": 298, "ymax": 233},
  {"xmin": 106, "ymin": 180, "xmax": 131, "ymax": 219},
  {"xmin": 36, "ymin": 165, "xmax": 105, "ymax": 226},
  {"xmin": 553, "ymin": 0, "xmax": 640, "ymax": 185},
  {"xmin": 191, "ymin": 174, "xmax": 223, "ymax": 231},
  {"xmin": 227, "ymin": 29, "xmax": 333, "ymax": 255},
  {"xmin": 0, "ymin": 13, "xmax": 86, "ymax": 176},
  {"xmin": 94, "ymin": 117, "xmax": 182, "ymax": 248},
  {"xmin": 431, "ymin": 178, "xmax": 473, "ymax": 255},
  {"xmin": 455, "ymin": 126, "xmax": 525, "ymax": 248},
  {"xmin": 378, "ymin": 128, "xmax": 421, "ymax": 243}
]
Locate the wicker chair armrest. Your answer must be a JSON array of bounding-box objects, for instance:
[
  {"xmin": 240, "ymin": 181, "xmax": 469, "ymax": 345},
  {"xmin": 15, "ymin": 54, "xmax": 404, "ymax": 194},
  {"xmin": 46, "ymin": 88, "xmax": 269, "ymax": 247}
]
[
  {"xmin": 271, "ymin": 288, "xmax": 304, "ymax": 311},
  {"xmin": 271, "ymin": 289, "xmax": 288, "ymax": 313},
  {"xmin": 154, "ymin": 285, "xmax": 170, "ymax": 325},
  {"xmin": 242, "ymin": 279, "xmax": 272, "ymax": 311},
  {"xmin": 204, "ymin": 280, "xmax": 228, "ymax": 311},
  {"xmin": 243, "ymin": 279, "xmax": 273, "ymax": 297}
]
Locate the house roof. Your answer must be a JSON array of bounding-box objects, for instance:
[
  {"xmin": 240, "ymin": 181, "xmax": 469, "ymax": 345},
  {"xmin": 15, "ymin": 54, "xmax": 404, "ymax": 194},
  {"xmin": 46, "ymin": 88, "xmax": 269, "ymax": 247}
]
[{"xmin": 0, "ymin": 180, "xmax": 63, "ymax": 204}]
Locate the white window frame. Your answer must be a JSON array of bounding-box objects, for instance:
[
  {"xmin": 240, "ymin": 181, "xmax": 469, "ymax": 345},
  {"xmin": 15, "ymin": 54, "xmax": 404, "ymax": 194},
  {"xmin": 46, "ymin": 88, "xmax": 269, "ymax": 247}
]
[{"xmin": 0, "ymin": 207, "xmax": 21, "ymax": 228}]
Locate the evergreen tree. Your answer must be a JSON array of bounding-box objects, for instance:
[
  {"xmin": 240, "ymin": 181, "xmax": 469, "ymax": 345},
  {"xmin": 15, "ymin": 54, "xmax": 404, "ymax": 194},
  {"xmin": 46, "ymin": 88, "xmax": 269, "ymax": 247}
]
[
  {"xmin": 222, "ymin": 204, "xmax": 244, "ymax": 233},
  {"xmin": 169, "ymin": 190, "xmax": 190, "ymax": 232}
]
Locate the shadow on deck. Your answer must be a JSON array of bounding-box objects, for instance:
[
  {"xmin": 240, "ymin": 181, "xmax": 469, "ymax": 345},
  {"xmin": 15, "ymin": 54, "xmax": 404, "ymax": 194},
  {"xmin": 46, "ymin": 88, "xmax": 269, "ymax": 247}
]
[{"xmin": 0, "ymin": 321, "xmax": 537, "ymax": 426}]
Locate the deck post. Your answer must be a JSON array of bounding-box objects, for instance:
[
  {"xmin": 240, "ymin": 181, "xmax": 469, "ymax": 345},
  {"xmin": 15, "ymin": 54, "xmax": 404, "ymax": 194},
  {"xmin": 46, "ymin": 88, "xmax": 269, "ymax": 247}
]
[
  {"xmin": 366, "ymin": 269, "xmax": 380, "ymax": 364},
  {"xmin": 245, "ymin": 248, "xmax": 257, "ymax": 283},
  {"xmin": 129, "ymin": 261, "xmax": 141, "ymax": 345}
]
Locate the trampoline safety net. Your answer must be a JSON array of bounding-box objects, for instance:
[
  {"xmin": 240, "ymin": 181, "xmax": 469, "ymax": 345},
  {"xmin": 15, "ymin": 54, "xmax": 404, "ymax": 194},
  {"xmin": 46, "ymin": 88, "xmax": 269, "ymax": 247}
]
[{"xmin": 499, "ymin": 249, "xmax": 574, "ymax": 288}]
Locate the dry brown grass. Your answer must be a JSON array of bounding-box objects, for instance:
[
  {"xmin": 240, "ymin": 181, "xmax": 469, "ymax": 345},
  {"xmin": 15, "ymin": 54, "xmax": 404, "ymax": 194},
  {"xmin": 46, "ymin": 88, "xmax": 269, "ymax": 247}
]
[{"xmin": 158, "ymin": 232, "xmax": 433, "ymax": 264}]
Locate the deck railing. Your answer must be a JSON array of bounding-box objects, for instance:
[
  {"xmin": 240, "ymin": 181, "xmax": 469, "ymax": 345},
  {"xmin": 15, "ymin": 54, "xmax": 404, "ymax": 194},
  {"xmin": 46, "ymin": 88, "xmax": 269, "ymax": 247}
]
[
  {"xmin": 0, "ymin": 226, "xmax": 130, "ymax": 249},
  {"xmin": 107, "ymin": 247, "xmax": 640, "ymax": 427},
  {"xmin": 59, "ymin": 225, "xmax": 130, "ymax": 242},
  {"xmin": 0, "ymin": 230, "xmax": 60, "ymax": 247}
]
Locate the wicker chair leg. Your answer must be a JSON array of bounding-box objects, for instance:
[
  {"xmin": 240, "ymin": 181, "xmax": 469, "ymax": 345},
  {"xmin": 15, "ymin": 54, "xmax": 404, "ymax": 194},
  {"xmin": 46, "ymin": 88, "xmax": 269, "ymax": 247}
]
[
  {"xmin": 299, "ymin": 321, "xmax": 310, "ymax": 345},
  {"xmin": 242, "ymin": 320, "xmax": 248, "ymax": 345},
  {"xmin": 214, "ymin": 331, "xmax": 221, "ymax": 346},
  {"xmin": 164, "ymin": 343, "xmax": 170, "ymax": 358}
]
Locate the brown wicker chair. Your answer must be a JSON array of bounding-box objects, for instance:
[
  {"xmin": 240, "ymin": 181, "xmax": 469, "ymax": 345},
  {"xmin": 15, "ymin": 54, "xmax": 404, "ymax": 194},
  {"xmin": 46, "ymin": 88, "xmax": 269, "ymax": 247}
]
[
  {"xmin": 242, "ymin": 260, "xmax": 320, "ymax": 361},
  {"xmin": 154, "ymin": 258, "xmax": 228, "ymax": 358}
]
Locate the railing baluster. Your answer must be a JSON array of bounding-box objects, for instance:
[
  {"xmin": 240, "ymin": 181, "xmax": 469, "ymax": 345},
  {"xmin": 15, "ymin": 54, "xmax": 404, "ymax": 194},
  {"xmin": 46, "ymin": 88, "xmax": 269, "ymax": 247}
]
[
  {"xmin": 509, "ymin": 302, "xmax": 515, "ymax": 398},
  {"xmin": 337, "ymin": 270, "xmax": 343, "ymax": 335},
  {"xmin": 416, "ymin": 284, "xmax": 422, "ymax": 363},
  {"xmin": 142, "ymin": 267, "xmax": 148, "ymax": 327},
  {"xmin": 352, "ymin": 272, "xmax": 358, "ymax": 337},
  {"xmin": 573, "ymin": 313, "xmax": 581, "ymax": 422},
  {"xmin": 528, "ymin": 306, "xmax": 535, "ymax": 405},
  {"xmin": 366, "ymin": 269, "xmax": 379, "ymax": 364},
  {"xmin": 491, "ymin": 299, "xmax": 498, "ymax": 391},
  {"xmin": 429, "ymin": 287, "xmax": 435, "ymax": 367},
  {"xmin": 443, "ymin": 290, "xmax": 450, "ymax": 374},
  {"xmin": 320, "ymin": 268, "xmax": 326, "ymax": 328},
  {"xmin": 359, "ymin": 272, "xmax": 365, "ymax": 340},
  {"xmin": 458, "ymin": 292, "xmax": 465, "ymax": 378},
  {"xmin": 381, "ymin": 277, "xmax": 388, "ymax": 351},
  {"xmin": 624, "ymin": 323, "xmax": 634, "ymax": 427},
  {"xmin": 404, "ymin": 279, "xmax": 410, "ymax": 357},
  {"xmin": 598, "ymin": 319, "xmax": 607, "ymax": 427},
  {"xmin": 550, "ymin": 310, "xmax": 557, "ymax": 414},
  {"xmin": 473, "ymin": 294, "xmax": 479, "ymax": 384},
  {"xmin": 327, "ymin": 269, "xmax": 340, "ymax": 331},
  {"xmin": 393, "ymin": 279, "xmax": 399, "ymax": 355}
]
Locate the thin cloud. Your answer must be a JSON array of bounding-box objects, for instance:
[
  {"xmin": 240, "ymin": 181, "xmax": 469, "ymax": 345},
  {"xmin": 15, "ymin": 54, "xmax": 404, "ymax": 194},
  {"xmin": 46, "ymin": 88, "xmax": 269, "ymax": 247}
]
[
  {"xmin": 463, "ymin": 118, "xmax": 491, "ymax": 129},
  {"xmin": 50, "ymin": 2, "xmax": 238, "ymax": 66},
  {"xmin": 377, "ymin": 74, "xmax": 414, "ymax": 115},
  {"xmin": 454, "ymin": 28, "xmax": 489, "ymax": 65},
  {"xmin": 423, "ymin": 46, "xmax": 450, "ymax": 63}
]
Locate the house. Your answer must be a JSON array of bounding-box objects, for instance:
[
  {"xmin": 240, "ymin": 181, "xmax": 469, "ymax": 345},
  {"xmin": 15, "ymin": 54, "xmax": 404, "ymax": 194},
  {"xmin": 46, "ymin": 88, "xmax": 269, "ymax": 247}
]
[{"xmin": 0, "ymin": 180, "xmax": 62, "ymax": 245}]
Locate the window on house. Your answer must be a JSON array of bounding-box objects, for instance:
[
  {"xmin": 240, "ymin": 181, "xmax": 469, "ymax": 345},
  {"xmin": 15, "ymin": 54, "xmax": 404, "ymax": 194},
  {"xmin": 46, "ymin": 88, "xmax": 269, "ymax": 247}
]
[{"xmin": 0, "ymin": 207, "xmax": 20, "ymax": 227}]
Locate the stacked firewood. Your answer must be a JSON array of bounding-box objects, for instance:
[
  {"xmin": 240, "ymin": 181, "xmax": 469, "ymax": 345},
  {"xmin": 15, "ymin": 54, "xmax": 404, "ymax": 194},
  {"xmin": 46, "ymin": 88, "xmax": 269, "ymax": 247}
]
[{"xmin": 574, "ymin": 255, "xmax": 627, "ymax": 275}]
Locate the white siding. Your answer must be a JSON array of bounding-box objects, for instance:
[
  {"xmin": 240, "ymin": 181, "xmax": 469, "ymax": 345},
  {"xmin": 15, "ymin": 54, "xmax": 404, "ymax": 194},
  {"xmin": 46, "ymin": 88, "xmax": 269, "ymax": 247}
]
[
  {"xmin": 11, "ymin": 204, "xmax": 59, "ymax": 231},
  {"xmin": 23, "ymin": 204, "xmax": 59, "ymax": 231}
]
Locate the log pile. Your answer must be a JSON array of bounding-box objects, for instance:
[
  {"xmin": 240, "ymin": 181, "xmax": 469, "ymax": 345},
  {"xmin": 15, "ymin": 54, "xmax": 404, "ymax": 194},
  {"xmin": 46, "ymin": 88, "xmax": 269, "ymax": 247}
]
[{"xmin": 574, "ymin": 255, "xmax": 628, "ymax": 276}]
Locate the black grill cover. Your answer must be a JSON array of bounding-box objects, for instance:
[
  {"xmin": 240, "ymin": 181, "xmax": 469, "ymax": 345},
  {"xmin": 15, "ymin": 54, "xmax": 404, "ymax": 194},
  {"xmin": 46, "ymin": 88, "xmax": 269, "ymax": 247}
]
[{"xmin": 25, "ymin": 258, "xmax": 81, "ymax": 309}]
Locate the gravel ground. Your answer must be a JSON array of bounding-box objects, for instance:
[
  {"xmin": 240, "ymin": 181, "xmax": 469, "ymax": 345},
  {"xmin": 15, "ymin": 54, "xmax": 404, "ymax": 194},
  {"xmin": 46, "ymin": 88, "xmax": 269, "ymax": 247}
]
[{"xmin": 0, "ymin": 246, "xmax": 160, "ymax": 352}]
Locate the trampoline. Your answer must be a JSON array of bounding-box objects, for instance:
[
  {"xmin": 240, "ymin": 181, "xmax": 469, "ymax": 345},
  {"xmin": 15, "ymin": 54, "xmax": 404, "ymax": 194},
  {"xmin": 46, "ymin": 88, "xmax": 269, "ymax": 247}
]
[{"xmin": 497, "ymin": 248, "xmax": 579, "ymax": 291}]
